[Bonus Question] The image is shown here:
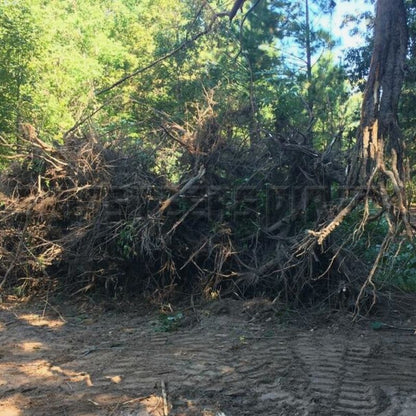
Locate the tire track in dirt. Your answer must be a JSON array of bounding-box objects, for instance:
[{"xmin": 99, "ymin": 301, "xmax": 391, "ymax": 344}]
[
  {"xmin": 365, "ymin": 333, "xmax": 416, "ymax": 416},
  {"xmin": 298, "ymin": 337, "xmax": 379, "ymax": 415},
  {"xmin": 1, "ymin": 301, "xmax": 416, "ymax": 415},
  {"xmin": 334, "ymin": 344, "xmax": 379, "ymax": 416}
]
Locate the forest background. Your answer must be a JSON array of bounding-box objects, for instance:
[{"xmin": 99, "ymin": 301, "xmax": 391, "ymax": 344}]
[{"xmin": 1, "ymin": 0, "xmax": 415, "ymax": 309}]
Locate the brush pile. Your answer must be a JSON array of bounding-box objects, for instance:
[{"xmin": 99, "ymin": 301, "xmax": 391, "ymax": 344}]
[{"xmin": 0, "ymin": 114, "xmax": 364, "ymax": 306}]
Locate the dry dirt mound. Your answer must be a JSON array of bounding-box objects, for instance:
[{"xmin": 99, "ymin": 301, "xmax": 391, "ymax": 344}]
[{"xmin": 0, "ymin": 298, "xmax": 416, "ymax": 415}]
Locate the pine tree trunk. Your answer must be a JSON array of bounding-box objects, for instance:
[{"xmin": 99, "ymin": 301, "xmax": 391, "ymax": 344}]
[{"xmin": 348, "ymin": 0, "xmax": 408, "ymax": 200}]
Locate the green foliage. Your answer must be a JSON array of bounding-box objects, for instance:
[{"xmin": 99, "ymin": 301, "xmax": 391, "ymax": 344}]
[
  {"xmin": 0, "ymin": 1, "xmax": 39, "ymax": 134},
  {"xmin": 155, "ymin": 312, "xmax": 184, "ymax": 332},
  {"xmin": 117, "ymin": 222, "xmax": 137, "ymax": 259},
  {"xmin": 0, "ymin": 0, "xmax": 361, "ymax": 160},
  {"xmin": 371, "ymin": 321, "xmax": 384, "ymax": 330},
  {"xmin": 378, "ymin": 242, "xmax": 416, "ymax": 292},
  {"xmin": 0, "ymin": 0, "xmax": 193, "ymax": 142},
  {"xmin": 310, "ymin": 52, "xmax": 352, "ymax": 149},
  {"xmin": 336, "ymin": 205, "xmax": 386, "ymax": 260},
  {"xmin": 337, "ymin": 206, "xmax": 416, "ymax": 293}
]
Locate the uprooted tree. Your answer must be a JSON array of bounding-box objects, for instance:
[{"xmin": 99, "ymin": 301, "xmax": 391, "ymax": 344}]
[
  {"xmin": 0, "ymin": 0, "xmax": 413, "ymax": 308},
  {"xmin": 305, "ymin": 0, "xmax": 412, "ymax": 306}
]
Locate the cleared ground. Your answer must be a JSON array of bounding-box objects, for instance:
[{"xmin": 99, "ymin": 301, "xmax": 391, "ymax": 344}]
[{"xmin": 0, "ymin": 296, "xmax": 416, "ymax": 415}]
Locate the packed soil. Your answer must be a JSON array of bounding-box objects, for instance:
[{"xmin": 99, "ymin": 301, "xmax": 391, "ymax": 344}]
[{"xmin": 1, "ymin": 295, "xmax": 416, "ymax": 416}]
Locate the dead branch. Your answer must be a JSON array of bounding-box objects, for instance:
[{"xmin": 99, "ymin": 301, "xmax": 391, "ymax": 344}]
[
  {"xmin": 307, "ymin": 191, "xmax": 365, "ymax": 246},
  {"xmin": 167, "ymin": 194, "xmax": 207, "ymax": 236},
  {"xmin": 161, "ymin": 380, "xmax": 169, "ymax": 416},
  {"xmin": 0, "ymin": 198, "xmax": 36, "ymax": 290},
  {"xmin": 158, "ymin": 166, "xmax": 205, "ymax": 214},
  {"xmin": 229, "ymin": 0, "xmax": 247, "ymax": 21}
]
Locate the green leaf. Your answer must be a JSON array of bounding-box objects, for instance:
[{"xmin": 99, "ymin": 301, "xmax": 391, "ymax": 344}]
[{"xmin": 371, "ymin": 321, "xmax": 385, "ymax": 330}]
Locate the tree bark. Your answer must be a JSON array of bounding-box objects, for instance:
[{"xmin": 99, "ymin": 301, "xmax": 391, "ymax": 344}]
[
  {"xmin": 348, "ymin": 0, "xmax": 407, "ymax": 191},
  {"xmin": 347, "ymin": 0, "xmax": 410, "ymax": 234}
]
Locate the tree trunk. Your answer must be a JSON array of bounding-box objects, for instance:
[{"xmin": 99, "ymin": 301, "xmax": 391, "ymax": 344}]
[
  {"xmin": 348, "ymin": 0, "xmax": 408, "ymax": 225},
  {"xmin": 305, "ymin": 0, "xmax": 314, "ymax": 143}
]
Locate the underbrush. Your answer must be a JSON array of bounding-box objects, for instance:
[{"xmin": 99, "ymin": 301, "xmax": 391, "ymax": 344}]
[
  {"xmin": 336, "ymin": 207, "xmax": 416, "ymax": 293},
  {"xmin": 377, "ymin": 242, "xmax": 416, "ymax": 292}
]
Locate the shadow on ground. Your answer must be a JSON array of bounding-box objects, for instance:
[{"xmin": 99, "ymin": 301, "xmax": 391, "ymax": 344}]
[{"xmin": 1, "ymin": 296, "xmax": 416, "ymax": 415}]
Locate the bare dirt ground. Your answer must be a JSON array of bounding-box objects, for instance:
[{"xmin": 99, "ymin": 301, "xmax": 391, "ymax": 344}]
[{"xmin": 1, "ymin": 295, "xmax": 416, "ymax": 416}]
